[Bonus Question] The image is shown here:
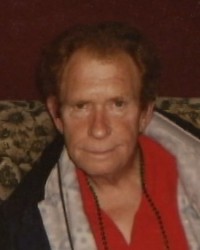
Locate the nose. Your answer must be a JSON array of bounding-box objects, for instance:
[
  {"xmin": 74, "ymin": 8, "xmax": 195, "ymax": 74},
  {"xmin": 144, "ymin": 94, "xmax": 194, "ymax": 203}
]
[{"xmin": 89, "ymin": 107, "xmax": 111, "ymax": 139}]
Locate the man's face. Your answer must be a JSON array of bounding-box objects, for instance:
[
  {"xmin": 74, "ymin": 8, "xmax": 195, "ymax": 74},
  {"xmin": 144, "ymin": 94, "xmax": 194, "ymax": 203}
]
[{"xmin": 48, "ymin": 50, "xmax": 153, "ymax": 178}]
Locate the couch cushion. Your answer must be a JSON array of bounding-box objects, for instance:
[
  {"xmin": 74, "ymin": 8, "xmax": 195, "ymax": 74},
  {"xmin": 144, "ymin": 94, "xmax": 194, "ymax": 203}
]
[
  {"xmin": 0, "ymin": 101, "xmax": 57, "ymax": 200},
  {"xmin": 156, "ymin": 97, "xmax": 200, "ymax": 129}
]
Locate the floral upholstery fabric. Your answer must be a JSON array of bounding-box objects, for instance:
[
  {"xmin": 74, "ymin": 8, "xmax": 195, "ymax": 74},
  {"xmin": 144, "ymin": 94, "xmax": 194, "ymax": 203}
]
[
  {"xmin": 0, "ymin": 101, "xmax": 57, "ymax": 201},
  {"xmin": 156, "ymin": 97, "xmax": 200, "ymax": 129},
  {"xmin": 0, "ymin": 98, "xmax": 199, "ymax": 202}
]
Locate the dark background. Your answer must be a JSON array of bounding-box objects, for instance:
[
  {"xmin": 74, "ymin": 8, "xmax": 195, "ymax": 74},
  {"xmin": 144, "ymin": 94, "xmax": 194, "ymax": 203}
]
[{"xmin": 0, "ymin": 0, "xmax": 199, "ymax": 100}]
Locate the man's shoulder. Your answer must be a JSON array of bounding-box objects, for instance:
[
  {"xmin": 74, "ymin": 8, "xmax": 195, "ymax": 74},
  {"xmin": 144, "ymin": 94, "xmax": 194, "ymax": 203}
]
[{"xmin": 0, "ymin": 135, "xmax": 63, "ymax": 250}]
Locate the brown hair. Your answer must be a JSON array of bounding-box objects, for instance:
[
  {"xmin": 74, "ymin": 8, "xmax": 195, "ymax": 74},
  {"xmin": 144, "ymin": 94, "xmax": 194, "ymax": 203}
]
[{"xmin": 38, "ymin": 22, "xmax": 160, "ymax": 106}]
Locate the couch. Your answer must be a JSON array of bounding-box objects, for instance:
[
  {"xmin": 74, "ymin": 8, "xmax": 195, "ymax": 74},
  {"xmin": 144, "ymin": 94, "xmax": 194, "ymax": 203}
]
[{"xmin": 0, "ymin": 98, "xmax": 199, "ymax": 202}]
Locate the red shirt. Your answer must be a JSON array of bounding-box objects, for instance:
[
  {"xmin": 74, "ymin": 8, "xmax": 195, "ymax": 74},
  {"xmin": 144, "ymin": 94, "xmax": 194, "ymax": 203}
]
[{"xmin": 76, "ymin": 135, "xmax": 189, "ymax": 250}]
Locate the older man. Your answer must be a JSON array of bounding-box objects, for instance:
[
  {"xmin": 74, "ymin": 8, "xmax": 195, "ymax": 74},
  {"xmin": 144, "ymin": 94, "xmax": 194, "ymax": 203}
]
[{"xmin": 1, "ymin": 22, "xmax": 197, "ymax": 250}]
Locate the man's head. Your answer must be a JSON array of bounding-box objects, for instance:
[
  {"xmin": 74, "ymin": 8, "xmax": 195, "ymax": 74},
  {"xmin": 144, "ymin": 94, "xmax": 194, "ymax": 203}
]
[
  {"xmin": 38, "ymin": 22, "xmax": 160, "ymax": 108},
  {"xmin": 38, "ymin": 22, "xmax": 160, "ymax": 178}
]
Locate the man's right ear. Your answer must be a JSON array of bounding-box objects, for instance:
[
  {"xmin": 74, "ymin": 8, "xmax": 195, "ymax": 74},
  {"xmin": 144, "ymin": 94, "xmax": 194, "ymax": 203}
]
[{"xmin": 46, "ymin": 96, "xmax": 64, "ymax": 134}]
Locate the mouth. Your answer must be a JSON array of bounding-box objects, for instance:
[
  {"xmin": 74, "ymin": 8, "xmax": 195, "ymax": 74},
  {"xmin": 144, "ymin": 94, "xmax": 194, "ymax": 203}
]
[
  {"xmin": 89, "ymin": 149, "xmax": 113, "ymax": 154},
  {"xmin": 83, "ymin": 146, "xmax": 118, "ymax": 157}
]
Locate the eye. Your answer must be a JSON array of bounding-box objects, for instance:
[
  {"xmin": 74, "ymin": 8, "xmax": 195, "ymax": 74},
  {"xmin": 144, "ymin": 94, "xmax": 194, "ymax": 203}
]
[
  {"xmin": 74, "ymin": 102, "xmax": 88, "ymax": 110},
  {"xmin": 113, "ymin": 99, "xmax": 126, "ymax": 108}
]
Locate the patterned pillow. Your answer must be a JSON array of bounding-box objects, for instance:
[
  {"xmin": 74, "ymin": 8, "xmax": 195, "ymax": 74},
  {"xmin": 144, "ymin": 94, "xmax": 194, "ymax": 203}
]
[
  {"xmin": 0, "ymin": 101, "xmax": 57, "ymax": 200},
  {"xmin": 156, "ymin": 98, "xmax": 200, "ymax": 129}
]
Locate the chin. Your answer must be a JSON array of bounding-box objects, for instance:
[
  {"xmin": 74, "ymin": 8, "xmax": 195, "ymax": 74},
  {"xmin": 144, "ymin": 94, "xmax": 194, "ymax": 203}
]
[
  {"xmin": 69, "ymin": 147, "xmax": 131, "ymax": 177},
  {"xmin": 76, "ymin": 159, "xmax": 121, "ymax": 177}
]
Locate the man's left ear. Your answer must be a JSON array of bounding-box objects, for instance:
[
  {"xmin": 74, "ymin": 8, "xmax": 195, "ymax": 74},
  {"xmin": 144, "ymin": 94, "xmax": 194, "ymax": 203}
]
[
  {"xmin": 139, "ymin": 102, "xmax": 155, "ymax": 133},
  {"xmin": 46, "ymin": 96, "xmax": 64, "ymax": 134}
]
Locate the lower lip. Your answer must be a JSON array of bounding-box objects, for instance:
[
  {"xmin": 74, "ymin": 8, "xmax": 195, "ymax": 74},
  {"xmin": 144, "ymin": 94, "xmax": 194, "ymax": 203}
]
[{"xmin": 86, "ymin": 148, "xmax": 115, "ymax": 157}]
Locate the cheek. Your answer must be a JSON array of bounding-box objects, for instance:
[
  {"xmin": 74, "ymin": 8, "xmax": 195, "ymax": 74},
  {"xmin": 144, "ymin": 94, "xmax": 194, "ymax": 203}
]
[
  {"xmin": 115, "ymin": 118, "xmax": 141, "ymax": 150},
  {"xmin": 61, "ymin": 117, "xmax": 88, "ymax": 146},
  {"xmin": 114, "ymin": 112, "xmax": 141, "ymax": 135}
]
